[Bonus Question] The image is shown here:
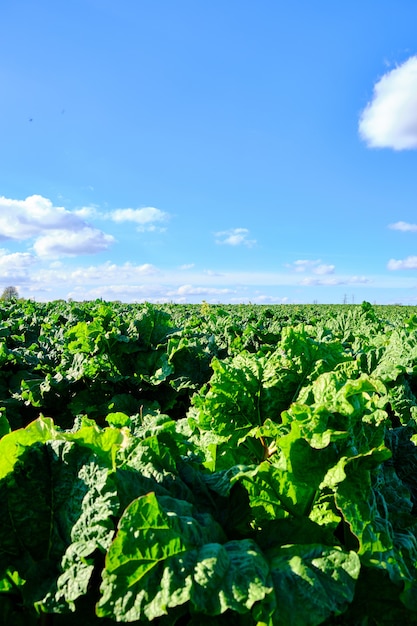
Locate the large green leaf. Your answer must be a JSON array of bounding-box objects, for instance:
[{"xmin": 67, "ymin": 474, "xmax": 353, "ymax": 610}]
[
  {"xmin": 0, "ymin": 439, "xmax": 118, "ymax": 611},
  {"xmin": 97, "ymin": 492, "xmax": 272, "ymax": 622},
  {"xmin": 257, "ymin": 544, "xmax": 360, "ymax": 626}
]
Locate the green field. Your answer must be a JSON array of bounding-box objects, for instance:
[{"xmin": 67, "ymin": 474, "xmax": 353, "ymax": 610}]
[{"xmin": 2, "ymin": 299, "xmax": 417, "ymax": 625}]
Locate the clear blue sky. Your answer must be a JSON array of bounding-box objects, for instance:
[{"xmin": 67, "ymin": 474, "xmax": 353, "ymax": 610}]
[{"xmin": 2, "ymin": 0, "xmax": 417, "ymax": 304}]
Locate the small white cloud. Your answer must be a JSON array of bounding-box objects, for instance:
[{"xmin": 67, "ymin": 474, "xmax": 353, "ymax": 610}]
[
  {"xmin": 299, "ymin": 275, "xmax": 370, "ymax": 286},
  {"xmin": 389, "ymin": 221, "xmax": 417, "ymax": 232},
  {"xmin": 314, "ymin": 264, "xmax": 335, "ymax": 275},
  {"xmin": 174, "ymin": 284, "xmax": 235, "ymax": 296},
  {"xmin": 179, "ymin": 263, "xmax": 195, "ymax": 270},
  {"xmin": 74, "ymin": 206, "xmax": 100, "ymax": 219},
  {"xmin": 387, "ymin": 256, "xmax": 417, "ymax": 270},
  {"xmin": 248, "ymin": 295, "xmax": 289, "ymax": 304},
  {"xmin": 287, "ymin": 259, "xmax": 335, "ymax": 275},
  {"xmin": 0, "ymin": 250, "xmax": 34, "ymax": 269},
  {"xmin": 0, "ymin": 249, "xmax": 35, "ymax": 283},
  {"xmin": 110, "ymin": 207, "xmax": 169, "ymax": 232},
  {"xmin": 215, "ymin": 228, "xmax": 256, "ymax": 247},
  {"xmin": 134, "ymin": 263, "xmax": 159, "ymax": 275},
  {"xmin": 33, "ymin": 227, "xmax": 115, "ymax": 258},
  {"xmin": 204, "ymin": 269, "xmax": 225, "ymax": 276},
  {"xmin": 359, "ymin": 56, "xmax": 417, "ymax": 150},
  {"xmin": 290, "ymin": 260, "xmax": 314, "ymax": 273},
  {"xmin": 0, "ymin": 249, "xmax": 34, "ymax": 267}
]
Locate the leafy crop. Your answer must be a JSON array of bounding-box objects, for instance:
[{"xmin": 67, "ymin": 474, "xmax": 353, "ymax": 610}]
[{"xmin": 1, "ymin": 300, "xmax": 417, "ymax": 624}]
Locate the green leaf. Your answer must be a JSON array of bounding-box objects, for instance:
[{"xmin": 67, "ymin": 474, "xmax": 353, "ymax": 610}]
[
  {"xmin": 234, "ymin": 460, "xmax": 315, "ymax": 522},
  {"xmin": 259, "ymin": 544, "xmax": 360, "ymax": 626},
  {"xmin": 97, "ymin": 492, "xmax": 272, "ymax": 622},
  {"xmin": 0, "ymin": 416, "xmax": 58, "ymax": 479},
  {"xmin": 41, "ymin": 453, "xmax": 118, "ymax": 613},
  {"xmin": 0, "ymin": 568, "xmax": 25, "ymax": 592},
  {"xmin": 105, "ymin": 411, "xmax": 131, "ymax": 428},
  {"xmin": 0, "ymin": 411, "xmax": 10, "ymax": 438},
  {"xmin": 0, "ymin": 439, "xmax": 117, "ymax": 611},
  {"xmin": 332, "ymin": 449, "xmax": 417, "ymax": 604}
]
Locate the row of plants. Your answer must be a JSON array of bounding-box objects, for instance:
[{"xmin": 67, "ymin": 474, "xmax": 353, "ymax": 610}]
[{"xmin": 2, "ymin": 299, "xmax": 417, "ymax": 624}]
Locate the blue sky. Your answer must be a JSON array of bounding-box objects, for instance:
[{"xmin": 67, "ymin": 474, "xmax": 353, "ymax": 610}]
[{"xmin": 2, "ymin": 0, "xmax": 417, "ymax": 304}]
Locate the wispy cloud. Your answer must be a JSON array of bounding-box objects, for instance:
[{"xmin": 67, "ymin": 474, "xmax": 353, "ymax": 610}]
[
  {"xmin": 204, "ymin": 269, "xmax": 225, "ymax": 277},
  {"xmin": 67, "ymin": 262, "xmax": 159, "ymax": 283},
  {"xmin": 299, "ymin": 276, "xmax": 370, "ymax": 286},
  {"xmin": 109, "ymin": 207, "xmax": 169, "ymax": 232},
  {"xmin": 286, "ymin": 259, "xmax": 335, "ymax": 274},
  {"xmin": 67, "ymin": 284, "xmax": 168, "ymax": 302},
  {"xmin": 241, "ymin": 295, "xmax": 289, "ymax": 304},
  {"xmin": 74, "ymin": 206, "xmax": 100, "ymax": 219},
  {"xmin": 387, "ymin": 256, "xmax": 417, "ymax": 270},
  {"xmin": 171, "ymin": 285, "xmax": 236, "ymax": 297},
  {"xmin": 359, "ymin": 55, "xmax": 417, "ymax": 150},
  {"xmin": 215, "ymin": 228, "xmax": 256, "ymax": 247},
  {"xmin": 389, "ymin": 221, "xmax": 417, "ymax": 232}
]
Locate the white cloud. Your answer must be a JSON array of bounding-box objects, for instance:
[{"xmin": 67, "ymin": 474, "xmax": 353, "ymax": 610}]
[
  {"xmin": 287, "ymin": 259, "xmax": 335, "ymax": 274},
  {"xmin": 242, "ymin": 294, "xmax": 289, "ymax": 304},
  {"xmin": 68, "ymin": 262, "xmax": 159, "ymax": 283},
  {"xmin": 387, "ymin": 256, "xmax": 417, "ymax": 270},
  {"xmin": 0, "ymin": 194, "xmax": 86, "ymax": 240},
  {"xmin": 215, "ymin": 228, "xmax": 256, "ymax": 247},
  {"xmin": 66, "ymin": 284, "xmax": 170, "ymax": 302},
  {"xmin": 179, "ymin": 263, "xmax": 195, "ymax": 270},
  {"xmin": 0, "ymin": 249, "xmax": 34, "ymax": 268},
  {"xmin": 0, "ymin": 249, "xmax": 35, "ymax": 282},
  {"xmin": 74, "ymin": 206, "xmax": 100, "ymax": 219},
  {"xmin": 174, "ymin": 284, "xmax": 235, "ymax": 296},
  {"xmin": 389, "ymin": 221, "xmax": 417, "ymax": 232},
  {"xmin": 290, "ymin": 260, "xmax": 314, "ymax": 273},
  {"xmin": 22, "ymin": 260, "xmax": 376, "ymax": 296},
  {"xmin": 204, "ymin": 269, "xmax": 225, "ymax": 276},
  {"xmin": 314, "ymin": 264, "xmax": 335, "ymax": 275},
  {"xmin": 110, "ymin": 207, "xmax": 169, "ymax": 232},
  {"xmin": 359, "ymin": 56, "xmax": 417, "ymax": 150},
  {"xmin": 33, "ymin": 227, "xmax": 115, "ymax": 258},
  {"xmin": 1, "ymin": 249, "xmax": 382, "ymax": 302},
  {"xmin": 0, "ymin": 195, "xmax": 115, "ymax": 259},
  {"xmin": 299, "ymin": 276, "xmax": 370, "ymax": 286}
]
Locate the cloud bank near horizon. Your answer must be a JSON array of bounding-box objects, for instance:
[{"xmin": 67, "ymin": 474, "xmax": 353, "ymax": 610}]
[{"xmin": 0, "ymin": 193, "xmax": 416, "ymax": 303}]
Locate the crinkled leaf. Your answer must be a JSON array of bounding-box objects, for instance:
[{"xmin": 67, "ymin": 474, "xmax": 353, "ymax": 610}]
[
  {"xmin": 97, "ymin": 492, "xmax": 272, "ymax": 622},
  {"xmin": 258, "ymin": 544, "xmax": 360, "ymax": 626},
  {"xmin": 333, "ymin": 450, "xmax": 417, "ymax": 604},
  {"xmin": 234, "ymin": 460, "xmax": 316, "ymax": 522},
  {"xmin": 0, "ymin": 439, "xmax": 117, "ymax": 610}
]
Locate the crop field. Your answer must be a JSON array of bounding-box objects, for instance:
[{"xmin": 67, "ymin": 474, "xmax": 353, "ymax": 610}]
[{"xmin": 2, "ymin": 299, "xmax": 417, "ymax": 625}]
